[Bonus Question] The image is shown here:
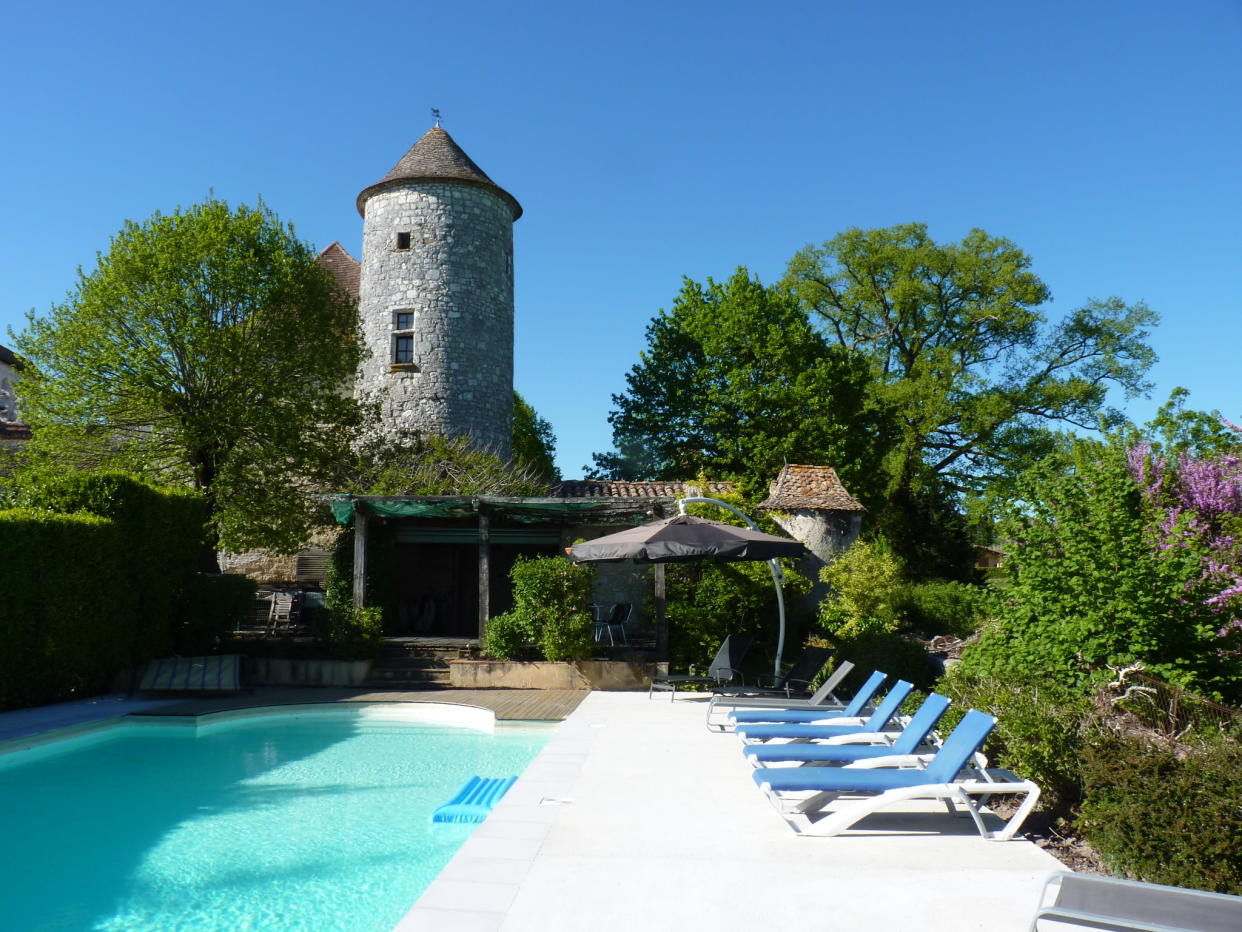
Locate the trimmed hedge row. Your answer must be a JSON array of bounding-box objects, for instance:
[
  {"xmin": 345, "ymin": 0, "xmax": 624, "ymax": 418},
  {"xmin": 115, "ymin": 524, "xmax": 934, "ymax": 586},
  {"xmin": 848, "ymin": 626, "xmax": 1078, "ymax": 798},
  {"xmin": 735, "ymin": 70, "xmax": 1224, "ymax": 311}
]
[
  {"xmin": 0, "ymin": 472, "xmax": 249, "ymax": 710},
  {"xmin": 0, "ymin": 508, "xmax": 130, "ymax": 708}
]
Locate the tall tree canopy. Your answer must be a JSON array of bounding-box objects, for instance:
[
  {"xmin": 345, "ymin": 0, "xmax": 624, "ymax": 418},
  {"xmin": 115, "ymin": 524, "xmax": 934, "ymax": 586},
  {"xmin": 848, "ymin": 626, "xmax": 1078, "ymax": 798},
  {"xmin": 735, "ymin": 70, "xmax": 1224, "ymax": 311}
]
[
  {"xmin": 591, "ymin": 269, "xmax": 885, "ymax": 500},
  {"xmin": 783, "ymin": 224, "xmax": 1158, "ymax": 503},
  {"xmin": 596, "ymin": 226, "xmax": 1159, "ymax": 579},
  {"xmin": 512, "ymin": 391, "xmax": 560, "ymax": 482},
  {"xmin": 12, "ymin": 199, "xmax": 365, "ymax": 560}
]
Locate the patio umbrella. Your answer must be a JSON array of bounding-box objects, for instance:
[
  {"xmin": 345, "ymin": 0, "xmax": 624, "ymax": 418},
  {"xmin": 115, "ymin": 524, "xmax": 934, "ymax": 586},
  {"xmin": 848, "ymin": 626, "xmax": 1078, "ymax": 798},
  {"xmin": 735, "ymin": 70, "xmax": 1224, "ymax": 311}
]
[
  {"xmin": 568, "ymin": 514, "xmax": 806, "ymax": 564},
  {"xmin": 568, "ymin": 503, "xmax": 807, "ymax": 676}
]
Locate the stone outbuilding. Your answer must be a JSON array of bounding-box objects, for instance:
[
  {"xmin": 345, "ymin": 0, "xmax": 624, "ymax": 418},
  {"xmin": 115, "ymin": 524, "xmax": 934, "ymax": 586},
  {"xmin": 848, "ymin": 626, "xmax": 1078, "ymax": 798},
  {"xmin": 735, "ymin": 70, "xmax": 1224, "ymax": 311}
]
[
  {"xmin": 0, "ymin": 344, "xmax": 30, "ymax": 455},
  {"xmin": 760, "ymin": 464, "xmax": 865, "ymax": 605}
]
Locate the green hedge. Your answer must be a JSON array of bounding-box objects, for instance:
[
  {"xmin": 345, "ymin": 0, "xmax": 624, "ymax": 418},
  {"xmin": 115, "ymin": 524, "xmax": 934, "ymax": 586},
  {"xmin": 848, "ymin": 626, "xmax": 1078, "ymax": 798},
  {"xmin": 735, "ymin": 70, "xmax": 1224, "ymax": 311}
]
[
  {"xmin": 1080, "ymin": 730, "xmax": 1242, "ymax": 893},
  {"xmin": 0, "ymin": 472, "xmax": 219, "ymax": 710},
  {"xmin": 0, "ymin": 509, "xmax": 130, "ymax": 707}
]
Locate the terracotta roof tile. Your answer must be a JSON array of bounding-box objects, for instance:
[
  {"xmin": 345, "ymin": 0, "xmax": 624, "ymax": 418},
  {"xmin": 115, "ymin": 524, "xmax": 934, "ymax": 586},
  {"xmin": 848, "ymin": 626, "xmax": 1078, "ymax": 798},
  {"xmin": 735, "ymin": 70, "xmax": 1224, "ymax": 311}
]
[
  {"xmin": 316, "ymin": 242, "xmax": 361, "ymax": 301},
  {"xmin": 551, "ymin": 479, "xmax": 736, "ymax": 500},
  {"xmin": 356, "ymin": 126, "xmax": 522, "ymax": 220},
  {"xmin": 760, "ymin": 465, "xmax": 864, "ymax": 511}
]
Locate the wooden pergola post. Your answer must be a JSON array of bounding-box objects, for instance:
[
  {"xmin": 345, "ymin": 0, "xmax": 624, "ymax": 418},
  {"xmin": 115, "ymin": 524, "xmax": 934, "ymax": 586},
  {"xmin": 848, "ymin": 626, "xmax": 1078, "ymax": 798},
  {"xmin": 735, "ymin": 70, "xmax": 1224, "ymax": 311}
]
[
  {"xmin": 352, "ymin": 503, "xmax": 368, "ymax": 609},
  {"xmin": 477, "ymin": 508, "xmax": 490, "ymax": 639},
  {"xmin": 654, "ymin": 562, "xmax": 668, "ymax": 659}
]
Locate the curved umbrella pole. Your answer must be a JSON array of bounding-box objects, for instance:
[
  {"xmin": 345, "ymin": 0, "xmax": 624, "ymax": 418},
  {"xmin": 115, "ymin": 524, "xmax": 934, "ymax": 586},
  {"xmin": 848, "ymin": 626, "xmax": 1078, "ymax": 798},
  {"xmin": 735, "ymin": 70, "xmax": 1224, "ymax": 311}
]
[{"xmin": 677, "ymin": 497, "xmax": 788, "ymax": 679}]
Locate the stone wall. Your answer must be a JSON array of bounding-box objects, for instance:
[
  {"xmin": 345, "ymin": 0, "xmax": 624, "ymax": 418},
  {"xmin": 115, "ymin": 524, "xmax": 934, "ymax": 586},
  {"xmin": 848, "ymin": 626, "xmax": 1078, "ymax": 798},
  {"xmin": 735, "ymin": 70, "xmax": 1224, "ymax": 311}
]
[
  {"xmin": 357, "ymin": 181, "xmax": 514, "ymax": 457},
  {"xmin": 769, "ymin": 508, "xmax": 863, "ymax": 606}
]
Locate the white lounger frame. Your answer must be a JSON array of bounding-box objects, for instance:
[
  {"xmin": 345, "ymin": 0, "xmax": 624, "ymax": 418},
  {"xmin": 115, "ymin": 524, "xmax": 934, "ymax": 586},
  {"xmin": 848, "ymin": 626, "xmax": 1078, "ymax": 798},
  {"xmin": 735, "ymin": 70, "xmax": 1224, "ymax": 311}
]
[{"xmin": 757, "ymin": 763, "xmax": 1041, "ymax": 841}]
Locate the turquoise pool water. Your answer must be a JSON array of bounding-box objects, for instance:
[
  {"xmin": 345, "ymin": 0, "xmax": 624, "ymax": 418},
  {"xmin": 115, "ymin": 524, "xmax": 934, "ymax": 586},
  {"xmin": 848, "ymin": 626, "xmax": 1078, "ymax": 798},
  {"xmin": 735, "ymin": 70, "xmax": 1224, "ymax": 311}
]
[{"xmin": 0, "ymin": 705, "xmax": 551, "ymax": 932}]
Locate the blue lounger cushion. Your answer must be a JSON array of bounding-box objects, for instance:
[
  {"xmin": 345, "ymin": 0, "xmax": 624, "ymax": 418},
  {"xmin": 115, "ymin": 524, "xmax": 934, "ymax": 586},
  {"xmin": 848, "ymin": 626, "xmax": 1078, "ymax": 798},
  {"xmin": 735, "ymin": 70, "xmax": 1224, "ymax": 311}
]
[
  {"xmin": 737, "ymin": 721, "xmax": 879, "ymax": 741},
  {"xmin": 743, "ymin": 694, "xmax": 951, "ymax": 764},
  {"xmin": 432, "ymin": 775, "xmax": 517, "ymax": 824}
]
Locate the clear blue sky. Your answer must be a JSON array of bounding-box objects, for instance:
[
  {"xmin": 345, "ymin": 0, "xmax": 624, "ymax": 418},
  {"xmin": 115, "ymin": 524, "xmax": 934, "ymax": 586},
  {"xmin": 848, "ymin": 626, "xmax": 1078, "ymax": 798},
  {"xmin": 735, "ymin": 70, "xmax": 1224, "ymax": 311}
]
[{"xmin": 3, "ymin": 0, "xmax": 1239, "ymax": 478}]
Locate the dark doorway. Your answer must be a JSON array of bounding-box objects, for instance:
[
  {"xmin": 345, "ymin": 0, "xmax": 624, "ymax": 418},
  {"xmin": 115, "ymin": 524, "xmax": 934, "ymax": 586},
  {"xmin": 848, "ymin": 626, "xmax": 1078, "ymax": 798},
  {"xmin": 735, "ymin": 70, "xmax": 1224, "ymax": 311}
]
[{"xmin": 390, "ymin": 543, "xmax": 479, "ymax": 638}]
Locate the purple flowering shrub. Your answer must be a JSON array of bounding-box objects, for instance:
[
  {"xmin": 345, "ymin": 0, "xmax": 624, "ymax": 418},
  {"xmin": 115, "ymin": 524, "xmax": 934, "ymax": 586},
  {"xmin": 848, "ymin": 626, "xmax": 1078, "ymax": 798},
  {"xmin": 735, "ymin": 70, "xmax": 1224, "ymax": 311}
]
[
  {"xmin": 1127, "ymin": 423, "xmax": 1242, "ymax": 646},
  {"xmin": 955, "ymin": 435, "xmax": 1242, "ymax": 703}
]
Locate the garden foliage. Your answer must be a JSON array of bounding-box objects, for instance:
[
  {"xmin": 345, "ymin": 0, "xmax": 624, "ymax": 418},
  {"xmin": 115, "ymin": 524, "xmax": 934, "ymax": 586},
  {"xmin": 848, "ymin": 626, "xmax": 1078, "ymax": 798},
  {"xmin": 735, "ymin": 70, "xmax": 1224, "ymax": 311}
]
[
  {"xmin": 957, "ymin": 438, "xmax": 1240, "ymax": 701},
  {"xmin": 483, "ymin": 556, "xmax": 595, "ymax": 662},
  {"xmin": 12, "ymin": 199, "xmax": 365, "ymax": 560},
  {"xmin": 1079, "ymin": 728, "xmax": 1242, "ymax": 893},
  {"xmin": 665, "ymin": 558, "xmax": 812, "ymax": 676},
  {"xmin": 0, "ymin": 472, "xmax": 235, "ymax": 709}
]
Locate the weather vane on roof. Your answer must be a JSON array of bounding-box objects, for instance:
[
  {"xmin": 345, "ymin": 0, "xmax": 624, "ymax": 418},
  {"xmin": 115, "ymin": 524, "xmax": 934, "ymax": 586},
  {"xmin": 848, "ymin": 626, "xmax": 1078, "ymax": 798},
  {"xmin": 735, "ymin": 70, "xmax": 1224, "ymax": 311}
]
[{"xmin": 431, "ymin": 108, "xmax": 442, "ymax": 127}]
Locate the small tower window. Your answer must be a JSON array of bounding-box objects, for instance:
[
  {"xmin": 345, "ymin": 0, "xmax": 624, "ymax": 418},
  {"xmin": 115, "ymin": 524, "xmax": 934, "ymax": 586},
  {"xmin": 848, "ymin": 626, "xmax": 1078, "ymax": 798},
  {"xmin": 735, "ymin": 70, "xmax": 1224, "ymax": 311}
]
[
  {"xmin": 391, "ymin": 310, "xmax": 416, "ymax": 368},
  {"xmin": 395, "ymin": 232, "xmax": 411, "ymax": 250}
]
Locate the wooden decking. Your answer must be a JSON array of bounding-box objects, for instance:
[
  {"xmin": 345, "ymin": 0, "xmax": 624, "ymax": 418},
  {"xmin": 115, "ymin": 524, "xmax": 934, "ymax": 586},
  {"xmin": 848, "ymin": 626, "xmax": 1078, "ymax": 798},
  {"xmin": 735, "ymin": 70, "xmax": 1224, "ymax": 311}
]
[{"xmin": 128, "ymin": 687, "xmax": 589, "ymax": 721}]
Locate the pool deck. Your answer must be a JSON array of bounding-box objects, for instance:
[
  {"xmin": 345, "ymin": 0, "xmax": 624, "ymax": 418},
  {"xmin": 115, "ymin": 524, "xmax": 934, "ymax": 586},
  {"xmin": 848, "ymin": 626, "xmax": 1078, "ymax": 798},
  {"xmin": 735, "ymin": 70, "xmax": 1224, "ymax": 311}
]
[
  {"xmin": 396, "ymin": 690, "xmax": 1063, "ymax": 931},
  {"xmin": 1, "ymin": 688, "xmax": 1062, "ymax": 931}
]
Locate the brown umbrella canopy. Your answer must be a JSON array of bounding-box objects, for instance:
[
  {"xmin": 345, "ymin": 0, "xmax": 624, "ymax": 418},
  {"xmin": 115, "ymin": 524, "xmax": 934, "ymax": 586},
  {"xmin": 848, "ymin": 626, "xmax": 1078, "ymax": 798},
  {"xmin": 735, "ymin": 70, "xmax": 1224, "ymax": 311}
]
[{"xmin": 568, "ymin": 514, "xmax": 806, "ymax": 564}]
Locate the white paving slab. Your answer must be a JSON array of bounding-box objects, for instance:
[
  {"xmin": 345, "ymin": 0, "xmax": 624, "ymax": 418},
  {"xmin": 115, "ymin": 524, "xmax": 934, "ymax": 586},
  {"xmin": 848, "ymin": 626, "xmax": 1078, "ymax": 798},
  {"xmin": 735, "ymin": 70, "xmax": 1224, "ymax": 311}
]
[{"xmin": 397, "ymin": 690, "xmax": 1062, "ymax": 932}]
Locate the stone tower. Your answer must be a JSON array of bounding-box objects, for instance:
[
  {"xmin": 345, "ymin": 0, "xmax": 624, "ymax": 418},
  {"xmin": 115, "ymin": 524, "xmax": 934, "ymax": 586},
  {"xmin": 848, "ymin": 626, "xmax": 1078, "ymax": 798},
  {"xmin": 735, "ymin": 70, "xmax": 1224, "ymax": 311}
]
[{"xmin": 355, "ymin": 126, "xmax": 521, "ymax": 458}]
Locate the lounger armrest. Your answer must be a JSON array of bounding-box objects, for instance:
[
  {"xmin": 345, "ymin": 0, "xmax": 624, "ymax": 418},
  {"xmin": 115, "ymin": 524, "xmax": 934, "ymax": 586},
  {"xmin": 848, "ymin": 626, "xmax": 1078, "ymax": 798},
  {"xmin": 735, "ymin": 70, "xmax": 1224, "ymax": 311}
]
[
  {"xmin": 821, "ymin": 731, "xmax": 899, "ymax": 747},
  {"xmin": 843, "ymin": 753, "xmax": 934, "ymax": 769},
  {"xmin": 711, "ymin": 667, "xmax": 747, "ymax": 685}
]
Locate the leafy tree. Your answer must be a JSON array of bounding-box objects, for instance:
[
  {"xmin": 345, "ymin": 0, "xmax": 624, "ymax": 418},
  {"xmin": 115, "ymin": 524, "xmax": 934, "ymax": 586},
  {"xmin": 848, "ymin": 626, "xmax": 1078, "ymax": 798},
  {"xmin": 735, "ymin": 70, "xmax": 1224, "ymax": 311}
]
[
  {"xmin": 11, "ymin": 199, "xmax": 364, "ymax": 564},
  {"xmin": 782, "ymin": 224, "xmax": 1158, "ymax": 506},
  {"xmin": 1140, "ymin": 387, "xmax": 1242, "ymax": 458},
  {"xmin": 512, "ymin": 391, "xmax": 559, "ymax": 482},
  {"xmin": 591, "ymin": 268, "xmax": 886, "ymax": 501}
]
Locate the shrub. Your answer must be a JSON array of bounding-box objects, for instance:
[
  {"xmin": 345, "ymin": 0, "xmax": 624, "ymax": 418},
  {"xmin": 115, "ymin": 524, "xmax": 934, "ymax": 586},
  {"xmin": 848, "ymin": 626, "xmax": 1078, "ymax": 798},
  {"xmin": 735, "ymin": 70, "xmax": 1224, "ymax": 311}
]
[
  {"xmin": 0, "ymin": 471, "xmax": 209, "ymax": 710},
  {"xmin": 482, "ymin": 611, "xmax": 537, "ymax": 661},
  {"xmin": 665, "ymin": 558, "xmax": 813, "ymax": 674},
  {"xmin": 903, "ymin": 579, "xmax": 990, "ymax": 638},
  {"xmin": 0, "ymin": 508, "xmax": 128, "ymax": 708},
  {"xmin": 482, "ymin": 556, "xmax": 595, "ymax": 662},
  {"xmin": 817, "ymin": 539, "xmax": 905, "ymax": 639},
  {"xmin": 939, "ymin": 667, "xmax": 1091, "ymax": 814},
  {"xmin": 1079, "ymin": 729, "xmax": 1242, "ymax": 893},
  {"xmin": 831, "ymin": 630, "xmax": 936, "ymax": 692},
  {"xmin": 959, "ymin": 439, "xmax": 1237, "ymax": 698}
]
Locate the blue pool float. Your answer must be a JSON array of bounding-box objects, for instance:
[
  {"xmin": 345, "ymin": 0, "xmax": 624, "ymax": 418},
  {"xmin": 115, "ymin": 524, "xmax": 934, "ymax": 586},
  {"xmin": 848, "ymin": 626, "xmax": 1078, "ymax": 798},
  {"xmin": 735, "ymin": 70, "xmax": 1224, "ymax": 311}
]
[{"xmin": 432, "ymin": 775, "xmax": 518, "ymax": 823}]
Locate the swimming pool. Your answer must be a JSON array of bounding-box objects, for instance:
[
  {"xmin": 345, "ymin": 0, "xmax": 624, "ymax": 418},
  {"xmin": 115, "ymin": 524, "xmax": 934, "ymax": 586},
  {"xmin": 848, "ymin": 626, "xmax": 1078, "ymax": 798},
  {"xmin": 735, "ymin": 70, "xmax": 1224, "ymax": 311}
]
[{"xmin": 0, "ymin": 704, "xmax": 552, "ymax": 932}]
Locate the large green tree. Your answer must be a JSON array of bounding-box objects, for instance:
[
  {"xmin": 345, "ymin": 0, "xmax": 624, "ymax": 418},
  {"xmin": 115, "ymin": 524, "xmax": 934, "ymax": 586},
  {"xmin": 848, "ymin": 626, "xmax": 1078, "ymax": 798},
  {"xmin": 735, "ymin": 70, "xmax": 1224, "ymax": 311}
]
[
  {"xmin": 783, "ymin": 224, "xmax": 1158, "ymax": 505},
  {"xmin": 12, "ymin": 199, "xmax": 365, "ymax": 562},
  {"xmin": 591, "ymin": 269, "xmax": 885, "ymax": 500},
  {"xmin": 512, "ymin": 391, "xmax": 560, "ymax": 482}
]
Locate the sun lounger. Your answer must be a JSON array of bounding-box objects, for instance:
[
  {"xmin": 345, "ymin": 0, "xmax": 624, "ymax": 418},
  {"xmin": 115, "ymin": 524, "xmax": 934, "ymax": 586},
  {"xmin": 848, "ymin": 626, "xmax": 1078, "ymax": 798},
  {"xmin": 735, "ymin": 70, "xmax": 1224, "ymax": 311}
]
[
  {"xmin": 1030, "ymin": 871, "xmax": 1242, "ymax": 932},
  {"xmin": 735, "ymin": 679, "xmax": 913, "ymax": 743},
  {"xmin": 729, "ymin": 669, "xmax": 887, "ymax": 728},
  {"xmin": 648, "ymin": 635, "xmax": 754, "ymax": 700},
  {"xmin": 742, "ymin": 692, "xmax": 951, "ymax": 766},
  {"xmin": 713, "ymin": 646, "xmax": 833, "ymax": 699},
  {"xmin": 751, "ymin": 709, "xmax": 1041, "ymax": 840},
  {"xmin": 705, "ymin": 660, "xmax": 855, "ymax": 730}
]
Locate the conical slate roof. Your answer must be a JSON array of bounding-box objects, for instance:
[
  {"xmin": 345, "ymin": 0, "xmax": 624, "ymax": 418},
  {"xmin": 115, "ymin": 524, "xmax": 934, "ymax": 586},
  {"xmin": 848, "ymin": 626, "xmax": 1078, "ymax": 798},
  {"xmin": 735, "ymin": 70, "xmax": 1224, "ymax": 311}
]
[{"xmin": 356, "ymin": 126, "xmax": 522, "ymax": 220}]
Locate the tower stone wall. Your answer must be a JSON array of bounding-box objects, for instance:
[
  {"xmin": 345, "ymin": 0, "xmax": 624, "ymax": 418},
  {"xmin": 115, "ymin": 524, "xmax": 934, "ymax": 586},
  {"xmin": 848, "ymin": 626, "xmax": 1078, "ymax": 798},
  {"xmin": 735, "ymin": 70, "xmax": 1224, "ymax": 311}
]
[{"xmin": 354, "ymin": 127, "xmax": 520, "ymax": 460}]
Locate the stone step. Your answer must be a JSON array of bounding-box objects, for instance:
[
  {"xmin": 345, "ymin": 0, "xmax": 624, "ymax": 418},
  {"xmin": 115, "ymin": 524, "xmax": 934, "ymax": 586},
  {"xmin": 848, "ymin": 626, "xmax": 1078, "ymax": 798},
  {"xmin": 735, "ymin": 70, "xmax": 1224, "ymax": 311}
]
[
  {"xmin": 361, "ymin": 669, "xmax": 451, "ymax": 689},
  {"xmin": 363, "ymin": 663, "xmax": 452, "ymax": 685},
  {"xmin": 374, "ymin": 657, "xmax": 451, "ymax": 671}
]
